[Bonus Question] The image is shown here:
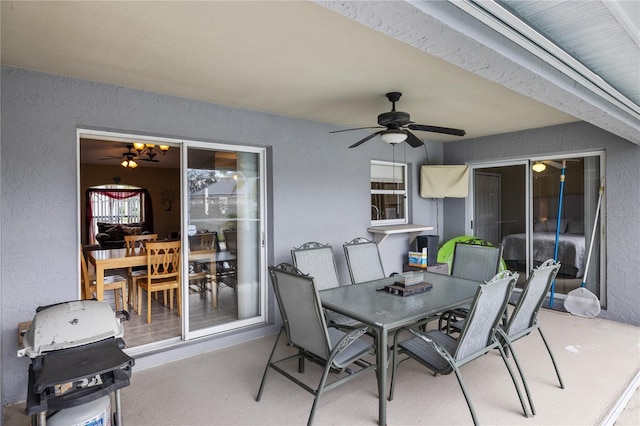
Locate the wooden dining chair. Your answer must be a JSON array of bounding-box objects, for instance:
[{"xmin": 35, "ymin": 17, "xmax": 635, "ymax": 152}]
[
  {"xmin": 80, "ymin": 250, "xmax": 128, "ymax": 311},
  {"xmin": 124, "ymin": 233, "xmax": 158, "ymax": 309},
  {"xmin": 136, "ymin": 240, "xmax": 182, "ymax": 324}
]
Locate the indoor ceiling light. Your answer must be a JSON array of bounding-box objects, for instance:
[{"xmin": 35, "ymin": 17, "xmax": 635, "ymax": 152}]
[
  {"xmin": 380, "ymin": 129, "xmax": 408, "ymax": 144},
  {"xmin": 121, "ymin": 159, "xmax": 138, "ymax": 169},
  {"xmin": 532, "ymin": 162, "xmax": 546, "ymax": 172},
  {"xmin": 132, "ymin": 142, "xmax": 169, "ymax": 160}
]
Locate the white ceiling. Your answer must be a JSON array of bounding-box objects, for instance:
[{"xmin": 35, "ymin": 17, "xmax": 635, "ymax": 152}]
[{"xmin": 2, "ymin": 0, "xmax": 639, "ymax": 156}]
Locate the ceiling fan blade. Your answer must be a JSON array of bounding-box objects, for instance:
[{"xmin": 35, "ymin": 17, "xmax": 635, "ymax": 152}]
[
  {"xmin": 138, "ymin": 158, "xmax": 160, "ymax": 162},
  {"xmin": 407, "ymin": 123, "xmax": 466, "ymax": 137},
  {"xmin": 349, "ymin": 131, "xmax": 384, "ymax": 148},
  {"xmin": 543, "ymin": 159, "xmax": 579, "ymax": 170},
  {"xmin": 99, "ymin": 156, "xmax": 124, "ymax": 160},
  {"xmin": 542, "ymin": 160, "xmax": 564, "ymax": 169},
  {"xmin": 330, "ymin": 126, "xmax": 383, "ymax": 134},
  {"xmin": 404, "ymin": 130, "xmax": 424, "ymax": 148}
]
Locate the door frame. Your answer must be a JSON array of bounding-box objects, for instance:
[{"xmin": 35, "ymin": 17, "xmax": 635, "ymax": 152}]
[
  {"xmin": 181, "ymin": 140, "xmax": 268, "ymax": 340},
  {"xmin": 78, "ymin": 128, "xmax": 269, "ymax": 347},
  {"xmin": 467, "ymin": 151, "xmax": 606, "ymax": 307}
]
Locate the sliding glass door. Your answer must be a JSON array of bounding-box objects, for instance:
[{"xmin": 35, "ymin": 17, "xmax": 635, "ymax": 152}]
[
  {"xmin": 184, "ymin": 143, "xmax": 266, "ymax": 339},
  {"xmin": 471, "ymin": 153, "xmax": 605, "ymax": 306}
]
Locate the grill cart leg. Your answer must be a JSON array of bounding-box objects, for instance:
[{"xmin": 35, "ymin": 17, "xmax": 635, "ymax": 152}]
[{"xmin": 114, "ymin": 389, "xmax": 123, "ymax": 425}]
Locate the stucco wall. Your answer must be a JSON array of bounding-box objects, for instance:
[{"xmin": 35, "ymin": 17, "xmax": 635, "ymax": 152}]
[
  {"xmin": 1, "ymin": 67, "xmax": 443, "ymax": 406},
  {"xmin": 443, "ymin": 123, "xmax": 640, "ymax": 326}
]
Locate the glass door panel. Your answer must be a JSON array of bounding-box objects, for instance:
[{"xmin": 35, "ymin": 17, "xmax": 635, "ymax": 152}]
[
  {"xmin": 473, "ymin": 154, "xmax": 604, "ymax": 306},
  {"xmin": 185, "ymin": 145, "xmax": 265, "ymax": 338},
  {"xmin": 472, "ymin": 163, "xmax": 528, "ymax": 289},
  {"xmin": 532, "ymin": 156, "xmax": 602, "ymax": 302}
]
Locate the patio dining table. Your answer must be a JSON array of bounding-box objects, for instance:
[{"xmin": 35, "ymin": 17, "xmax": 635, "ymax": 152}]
[{"xmin": 320, "ymin": 271, "xmax": 480, "ymax": 426}]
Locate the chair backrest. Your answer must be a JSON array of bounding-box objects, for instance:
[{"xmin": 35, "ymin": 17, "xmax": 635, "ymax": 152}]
[
  {"xmin": 269, "ymin": 264, "xmax": 331, "ymax": 360},
  {"xmin": 224, "ymin": 230, "xmax": 237, "ymax": 252},
  {"xmin": 145, "ymin": 240, "xmax": 181, "ymax": 280},
  {"xmin": 451, "ymin": 242, "xmax": 502, "ymax": 282},
  {"xmin": 291, "ymin": 242, "xmax": 340, "ymax": 291},
  {"xmin": 189, "ymin": 232, "xmax": 219, "ymax": 251},
  {"xmin": 455, "ymin": 270, "xmax": 518, "ymax": 361},
  {"xmin": 343, "ymin": 237, "xmax": 385, "ymax": 284},
  {"xmin": 506, "ymin": 259, "xmax": 561, "ymax": 338},
  {"xmin": 124, "ymin": 233, "xmax": 158, "ymax": 250}
]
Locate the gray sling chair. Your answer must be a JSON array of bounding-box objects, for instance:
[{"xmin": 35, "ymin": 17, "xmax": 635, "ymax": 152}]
[
  {"xmin": 343, "ymin": 237, "xmax": 387, "ymax": 284},
  {"xmin": 438, "ymin": 241, "xmax": 503, "ymax": 334},
  {"xmin": 256, "ymin": 264, "xmax": 376, "ymax": 426},
  {"xmin": 495, "ymin": 259, "xmax": 564, "ymax": 416},
  {"xmin": 389, "ymin": 270, "xmax": 529, "ymax": 426},
  {"xmin": 291, "ymin": 242, "xmax": 361, "ymax": 328}
]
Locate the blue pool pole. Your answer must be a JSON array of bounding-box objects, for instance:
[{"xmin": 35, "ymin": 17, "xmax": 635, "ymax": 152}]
[{"xmin": 550, "ymin": 160, "xmax": 566, "ymax": 308}]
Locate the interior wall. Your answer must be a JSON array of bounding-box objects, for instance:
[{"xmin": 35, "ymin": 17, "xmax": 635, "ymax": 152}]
[
  {"xmin": 499, "ymin": 166, "xmax": 526, "ymax": 236},
  {"xmin": 1, "ymin": 66, "xmax": 441, "ymax": 406},
  {"xmin": 443, "ymin": 122, "xmax": 640, "ymax": 326},
  {"xmin": 80, "ymin": 164, "xmax": 181, "ymax": 243}
]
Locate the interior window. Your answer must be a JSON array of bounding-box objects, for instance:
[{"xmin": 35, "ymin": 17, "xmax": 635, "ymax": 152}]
[
  {"xmin": 371, "ymin": 160, "xmax": 407, "ymax": 225},
  {"xmin": 86, "ymin": 185, "xmax": 150, "ymax": 245}
]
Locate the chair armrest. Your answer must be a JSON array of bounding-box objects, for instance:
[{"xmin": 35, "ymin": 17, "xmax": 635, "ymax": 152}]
[
  {"xmin": 96, "ymin": 233, "xmax": 112, "ymax": 242},
  {"xmin": 328, "ymin": 326, "xmax": 371, "ymax": 369},
  {"xmin": 407, "ymin": 328, "xmax": 454, "ymax": 361},
  {"xmin": 333, "ymin": 326, "xmax": 368, "ymax": 353}
]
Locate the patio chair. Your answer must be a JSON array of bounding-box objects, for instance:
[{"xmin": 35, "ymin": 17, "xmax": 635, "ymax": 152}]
[
  {"xmin": 291, "ymin": 242, "xmax": 360, "ymax": 328},
  {"xmin": 187, "ymin": 232, "xmax": 218, "ymax": 298},
  {"xmin": 496, "ymin": 259, "xmax": 564, "ymax": 415},
  {"xmin": 389, "ymin": 270, "xmax": 528, "ymax": 426},
  {"xmin": 256, "ymin": 263, "xmax": 376, "ymax": 426},
  {"xmin": 439, "ymin": 241, "xmax": 503, "ymax": 333},
  {"xmin": 343, "ymin": 237, "xmax": 386, "ymax": 284}
]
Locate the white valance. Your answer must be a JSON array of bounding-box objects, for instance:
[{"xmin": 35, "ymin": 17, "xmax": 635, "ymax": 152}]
[{"xmin": 420, "ymin": 165, "xmax": 470, "ymax": 198}]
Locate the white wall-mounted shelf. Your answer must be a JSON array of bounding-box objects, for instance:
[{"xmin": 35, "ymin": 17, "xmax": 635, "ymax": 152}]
[{"xmin": 367, "ymin": 224, "xmax": 434, "ymax": 245}]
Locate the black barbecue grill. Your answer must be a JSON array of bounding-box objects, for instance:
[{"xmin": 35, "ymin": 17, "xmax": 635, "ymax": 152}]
[{"xmin": 17, "ymin": 300, "xmax": 134, "ymax": 425}]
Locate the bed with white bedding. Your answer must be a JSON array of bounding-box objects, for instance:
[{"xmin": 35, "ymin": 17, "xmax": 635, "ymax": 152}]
[{"xmin": 501, "ymin": 231, "xmax": 586, "ymax": 278}]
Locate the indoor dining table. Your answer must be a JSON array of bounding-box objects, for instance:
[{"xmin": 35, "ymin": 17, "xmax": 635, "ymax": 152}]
[
  {"xmin": 87, "ymin": 247, "xmax": 147, "ymax": 303},
  {"xmin": 320, "ymin": 270, "xmax": 480, "ymax": 426},
  {"xmin": 87, "ymin": 245, "xmax": 237, "ymax": 306}
]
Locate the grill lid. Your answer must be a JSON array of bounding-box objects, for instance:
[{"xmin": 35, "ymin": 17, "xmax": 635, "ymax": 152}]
[{"xmin": 17, "ymin": 300, "xmax": 125, "ymax": 358}]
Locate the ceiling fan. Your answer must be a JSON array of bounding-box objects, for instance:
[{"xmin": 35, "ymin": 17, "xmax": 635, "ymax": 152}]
[
  {"xmin": 100, "ymin": 144, "xmax": 159, "ymax": 168},
  {"xmin": 331, "ymin": 92, "xmax": 466, "ymax": 148}
]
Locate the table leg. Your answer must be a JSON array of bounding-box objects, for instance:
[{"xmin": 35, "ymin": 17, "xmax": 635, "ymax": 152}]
[
  {"xmin": 377, "ymin": 326, "xmax": 388, "ymax": 426},
  {"xmin": 211, "ymin": 258, "xmax": 218, "ymax": 309},
  {"xmin": 95, "ymin": 264, "xmax": 105, "ymax": 302}
]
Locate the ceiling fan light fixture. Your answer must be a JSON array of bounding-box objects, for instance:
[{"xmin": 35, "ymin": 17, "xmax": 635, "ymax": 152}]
[
  {"xmin": 121, "ymin": 159, "xmax": 138, "ymax": 169},
  {"xmin": 380, "ymin": 129, "xmax": 408, "ymax": 145},
  {"xmin": 130, "ymin": 142, "xmax": 169, "ymax": 160},
  {"xmin": 532, "ymin": 162, "xmax": 546, "ymax": 172}
]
